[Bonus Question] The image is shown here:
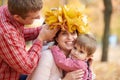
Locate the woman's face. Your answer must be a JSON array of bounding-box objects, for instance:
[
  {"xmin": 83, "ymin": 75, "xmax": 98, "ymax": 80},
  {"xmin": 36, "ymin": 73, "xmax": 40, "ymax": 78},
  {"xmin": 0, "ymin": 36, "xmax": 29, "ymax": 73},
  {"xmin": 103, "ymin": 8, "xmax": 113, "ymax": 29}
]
[{"xmin": 56, "ymin": 30, "xmax": 77, "ymax": 54}]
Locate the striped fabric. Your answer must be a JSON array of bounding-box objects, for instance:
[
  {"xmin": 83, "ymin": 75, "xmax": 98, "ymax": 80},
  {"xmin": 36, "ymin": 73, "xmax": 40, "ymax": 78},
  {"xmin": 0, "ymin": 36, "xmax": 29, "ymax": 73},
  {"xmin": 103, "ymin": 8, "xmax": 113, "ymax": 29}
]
[{"xmin": 0, "ymin": 6, "xmax": 42, "ymax": 80}]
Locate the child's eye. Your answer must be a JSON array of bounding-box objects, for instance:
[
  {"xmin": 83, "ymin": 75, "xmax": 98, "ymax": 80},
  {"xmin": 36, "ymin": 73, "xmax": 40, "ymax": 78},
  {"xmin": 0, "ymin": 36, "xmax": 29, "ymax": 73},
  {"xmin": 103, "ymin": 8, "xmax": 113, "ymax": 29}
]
[
  {"xmin": 80, "ymin": 50, "xmax": 84, "ymax": 53},
  {"xmin": 73, "ymin": 46, "xmax": 77, "ymax": 50}
]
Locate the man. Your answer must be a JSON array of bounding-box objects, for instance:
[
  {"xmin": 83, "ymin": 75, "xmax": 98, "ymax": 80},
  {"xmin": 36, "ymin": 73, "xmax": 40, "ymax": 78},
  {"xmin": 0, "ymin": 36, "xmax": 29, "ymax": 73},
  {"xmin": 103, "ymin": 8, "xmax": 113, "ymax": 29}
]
[{"xmin": 0, "ymin": 0, "xmax": 58, "ymax": 80}]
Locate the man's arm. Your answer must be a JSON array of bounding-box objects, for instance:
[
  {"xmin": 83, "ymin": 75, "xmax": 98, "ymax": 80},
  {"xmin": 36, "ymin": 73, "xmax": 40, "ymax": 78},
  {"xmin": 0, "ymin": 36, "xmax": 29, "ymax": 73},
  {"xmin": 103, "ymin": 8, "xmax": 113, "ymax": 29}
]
[
  {"xmin": 24, "ymin": 27, "xmax": 41, "ymax": 41},
  {"xmin": 0, "ymin": 31, "xmax": 42, "ymax": 74}
]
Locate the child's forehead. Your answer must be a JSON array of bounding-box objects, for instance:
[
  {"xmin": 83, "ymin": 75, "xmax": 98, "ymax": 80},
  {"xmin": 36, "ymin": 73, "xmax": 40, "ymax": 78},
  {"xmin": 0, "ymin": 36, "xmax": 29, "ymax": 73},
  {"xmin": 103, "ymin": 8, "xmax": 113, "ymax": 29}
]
[
  {"xmin": 75, "ymin": 43, "xmax": 82, "ymax": 48},
  {"xmin": 75, "ymin": 43, "xmax": 87, "ymax": 50}
]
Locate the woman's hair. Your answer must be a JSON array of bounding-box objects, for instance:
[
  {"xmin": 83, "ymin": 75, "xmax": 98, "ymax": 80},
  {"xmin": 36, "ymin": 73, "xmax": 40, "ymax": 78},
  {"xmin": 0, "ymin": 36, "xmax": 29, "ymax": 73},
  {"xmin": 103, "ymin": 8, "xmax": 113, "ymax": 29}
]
[
  {"xmin": 76, "ymin": 33, "xmax": 97, "ymax": 56},
  {"xmin": 8, "ymin": 0, "xmax": 43, "ymax": 19},
  {"xmin": 53, "ymin": 29, "xmax": 62, "ymax": 45}
]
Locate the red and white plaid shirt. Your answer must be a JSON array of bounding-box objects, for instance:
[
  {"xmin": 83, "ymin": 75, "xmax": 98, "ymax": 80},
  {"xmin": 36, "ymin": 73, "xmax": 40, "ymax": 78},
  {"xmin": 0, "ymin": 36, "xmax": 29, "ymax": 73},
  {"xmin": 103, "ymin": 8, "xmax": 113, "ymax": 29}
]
[{"xmin": 0, "ymin": 6, "xmax": 42, "ymax": 80}]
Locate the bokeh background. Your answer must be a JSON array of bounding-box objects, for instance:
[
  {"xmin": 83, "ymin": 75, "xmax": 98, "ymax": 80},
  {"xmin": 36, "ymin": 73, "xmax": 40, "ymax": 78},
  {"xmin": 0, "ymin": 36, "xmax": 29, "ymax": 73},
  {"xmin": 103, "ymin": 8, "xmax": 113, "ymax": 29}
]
[{"xmin": 0, "ymin": 0, "xmax": 120, "ymax": 80}]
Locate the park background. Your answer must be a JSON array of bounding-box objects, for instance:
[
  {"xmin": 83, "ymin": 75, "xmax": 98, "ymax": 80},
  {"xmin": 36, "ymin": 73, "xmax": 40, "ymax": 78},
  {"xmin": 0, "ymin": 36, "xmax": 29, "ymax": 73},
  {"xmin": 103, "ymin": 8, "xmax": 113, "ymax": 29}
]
[{"xmin": 0, "ymin": 0, "xmax": 120, "ymax": 80}]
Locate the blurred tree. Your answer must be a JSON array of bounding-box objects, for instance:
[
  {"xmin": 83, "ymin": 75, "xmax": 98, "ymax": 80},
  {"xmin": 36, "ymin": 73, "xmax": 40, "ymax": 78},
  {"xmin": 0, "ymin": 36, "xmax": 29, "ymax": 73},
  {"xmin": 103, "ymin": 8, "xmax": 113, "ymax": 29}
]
[
  {"xmin": 0, "ymin": 0, "xmax": 3, "ymax": 6},
  {"xmin": 60, "ymin": 0, "xmax": 68, "ymax": 5},
  {"xmin": 101, "ymin": 0, "xmax": 112, "ymax": 62},
  {"xmin": 0, "ymin": 0, "xmax": 7, "ymax": 6},
  {"xmin": 43, "ymin": 0, "xmax": 59, "ymax": 8}
]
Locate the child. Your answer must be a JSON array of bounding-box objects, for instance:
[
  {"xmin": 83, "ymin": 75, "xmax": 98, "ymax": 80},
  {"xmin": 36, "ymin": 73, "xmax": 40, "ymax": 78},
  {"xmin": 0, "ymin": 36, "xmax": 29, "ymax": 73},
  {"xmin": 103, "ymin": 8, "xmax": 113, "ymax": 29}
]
[{"xmin": 51, "ymin": 33, "xmax": 97, "ymax": 80}]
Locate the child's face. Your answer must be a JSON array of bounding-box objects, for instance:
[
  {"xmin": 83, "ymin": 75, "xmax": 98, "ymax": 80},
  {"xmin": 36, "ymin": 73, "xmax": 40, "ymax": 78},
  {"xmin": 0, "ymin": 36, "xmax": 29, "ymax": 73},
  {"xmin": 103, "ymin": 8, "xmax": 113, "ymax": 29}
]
[{"xmin": 70, "ymin": 43, "xmax": 88, "ymax": 61}]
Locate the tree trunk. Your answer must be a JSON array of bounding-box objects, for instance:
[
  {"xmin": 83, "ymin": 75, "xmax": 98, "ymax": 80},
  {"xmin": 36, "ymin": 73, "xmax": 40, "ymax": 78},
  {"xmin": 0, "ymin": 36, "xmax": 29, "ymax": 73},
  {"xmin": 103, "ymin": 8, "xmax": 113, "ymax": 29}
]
[{"xmin": 101, "ymin": 0, "xmax": 112, "ymax": 61}]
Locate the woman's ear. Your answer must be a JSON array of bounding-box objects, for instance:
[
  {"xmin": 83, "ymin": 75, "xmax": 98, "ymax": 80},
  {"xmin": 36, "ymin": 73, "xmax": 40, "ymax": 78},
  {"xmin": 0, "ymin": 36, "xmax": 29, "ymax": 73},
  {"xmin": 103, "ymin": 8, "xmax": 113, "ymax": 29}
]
[{"xmin": 55, "ymin": 38, "xmax": 58, "ymax": 43}]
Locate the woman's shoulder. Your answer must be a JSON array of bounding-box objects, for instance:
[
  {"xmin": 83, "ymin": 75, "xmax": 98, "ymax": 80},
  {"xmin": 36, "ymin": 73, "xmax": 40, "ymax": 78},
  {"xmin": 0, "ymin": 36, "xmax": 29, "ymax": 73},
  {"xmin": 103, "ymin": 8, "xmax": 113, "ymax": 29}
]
[
  {"xmin": 41, "ymin": 49, "xmax": 53, "ymax": 60},
  {"xmin": 42, "ymin": 49, "xmax": 52, "ymax": 55}
]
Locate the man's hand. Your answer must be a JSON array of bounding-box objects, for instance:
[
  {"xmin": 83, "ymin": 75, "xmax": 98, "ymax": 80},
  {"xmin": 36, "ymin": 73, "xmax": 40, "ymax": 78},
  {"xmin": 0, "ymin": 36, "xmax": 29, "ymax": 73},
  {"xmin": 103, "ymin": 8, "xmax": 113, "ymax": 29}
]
[{"xmin": 37, "ymin": 24, "xmax": 59, "ymax": 42}]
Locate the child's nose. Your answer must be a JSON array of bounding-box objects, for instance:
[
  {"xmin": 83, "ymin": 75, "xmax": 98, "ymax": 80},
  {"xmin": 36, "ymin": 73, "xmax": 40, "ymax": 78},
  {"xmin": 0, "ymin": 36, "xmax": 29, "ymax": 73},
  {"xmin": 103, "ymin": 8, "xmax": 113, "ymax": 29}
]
[{"xmin": 74, "ymin": 51, "xmax": 78, "ymax": 55}]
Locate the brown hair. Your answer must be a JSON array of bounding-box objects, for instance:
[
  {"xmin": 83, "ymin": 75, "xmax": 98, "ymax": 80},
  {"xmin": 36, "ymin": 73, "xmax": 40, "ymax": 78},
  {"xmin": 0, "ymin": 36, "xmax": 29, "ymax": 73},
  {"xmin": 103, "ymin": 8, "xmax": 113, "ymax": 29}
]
[
  {"xmin": 8, "ymin": 0, "xmax": 43, "ymax": 19},
  {"xmin": 76, "ymin": 33, "xmax": 97, "ymax": 56},
  {"xmin": 53, "ymin": 29, "xmax": 62, "ymax": 45}
]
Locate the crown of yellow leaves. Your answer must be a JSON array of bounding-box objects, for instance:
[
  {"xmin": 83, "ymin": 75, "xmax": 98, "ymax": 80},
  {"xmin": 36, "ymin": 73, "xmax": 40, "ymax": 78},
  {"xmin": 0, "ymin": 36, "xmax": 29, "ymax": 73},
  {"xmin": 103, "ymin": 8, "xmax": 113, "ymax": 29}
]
[{"xmin": 45, "ymin": 5, "xmax": 90, "ymax": 34}]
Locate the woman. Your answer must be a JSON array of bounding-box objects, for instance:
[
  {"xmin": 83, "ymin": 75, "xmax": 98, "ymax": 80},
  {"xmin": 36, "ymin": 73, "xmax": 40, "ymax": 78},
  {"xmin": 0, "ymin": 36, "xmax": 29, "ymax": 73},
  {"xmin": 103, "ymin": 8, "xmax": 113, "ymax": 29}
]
[
  {"xmin": 27, "ymin": 5, "xmax": 90, "ymax": 80},
  {"xmin": 27, "ymin": 30, "xmax": 84, "ymax": 80}
]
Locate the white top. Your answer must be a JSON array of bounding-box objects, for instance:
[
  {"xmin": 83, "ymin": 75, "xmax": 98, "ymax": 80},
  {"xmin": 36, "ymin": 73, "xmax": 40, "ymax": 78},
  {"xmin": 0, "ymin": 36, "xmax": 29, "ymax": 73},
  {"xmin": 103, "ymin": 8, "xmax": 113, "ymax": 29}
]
[{"xmin": 27, "ymin": 49, "xmax": 63, "ymax": 80}]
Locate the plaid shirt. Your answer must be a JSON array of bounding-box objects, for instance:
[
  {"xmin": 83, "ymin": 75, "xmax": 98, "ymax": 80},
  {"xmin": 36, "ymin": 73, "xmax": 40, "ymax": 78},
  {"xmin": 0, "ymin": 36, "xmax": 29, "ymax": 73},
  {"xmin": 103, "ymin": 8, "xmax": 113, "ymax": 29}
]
[{"xmin": 0, "ymin": 6, "xmax": 42, "ymax": 80}]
